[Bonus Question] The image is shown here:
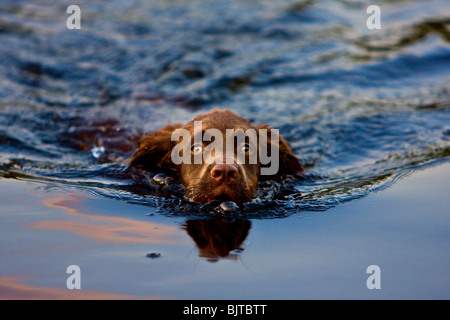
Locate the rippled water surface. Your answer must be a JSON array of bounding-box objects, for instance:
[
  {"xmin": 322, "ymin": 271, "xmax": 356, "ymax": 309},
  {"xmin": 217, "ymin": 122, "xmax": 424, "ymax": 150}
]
[
  {"xmin": 1, "ymin": 0, "xmax": 450, "ymax": 300},
  {"xmin": 1, "ymin": 0, "xmax": 449, "ymax": 214}
]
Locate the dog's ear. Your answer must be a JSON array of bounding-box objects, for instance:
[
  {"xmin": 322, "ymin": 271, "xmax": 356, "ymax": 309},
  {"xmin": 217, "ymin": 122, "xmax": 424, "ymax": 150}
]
[
  {"xmin": 128, "ymin": 123, "xmax": 183, "ymax": 172},
  {"xmin": 277, "ymin": 133, "xmax": 304, "ymax": 176},
  {"xmin": 256, "ymin": 124, "xmax": 303, "ymax": 179}
]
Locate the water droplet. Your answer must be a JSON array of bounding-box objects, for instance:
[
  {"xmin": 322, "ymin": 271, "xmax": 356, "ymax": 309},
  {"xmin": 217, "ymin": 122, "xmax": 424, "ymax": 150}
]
[
  {"xmin": 164, "ymin": 177, "xmax": 174, "ymax": 185},
  {"xmin": 91, "ymin": 146, "xmax": 105, "ymax": 159},
  {"xmin": 152, "ymin": 173, "xmax": 167, "ymax": 185},
  {"xmin": 220, "ymin": 201, "xmax": 238, "ymax": 212}
]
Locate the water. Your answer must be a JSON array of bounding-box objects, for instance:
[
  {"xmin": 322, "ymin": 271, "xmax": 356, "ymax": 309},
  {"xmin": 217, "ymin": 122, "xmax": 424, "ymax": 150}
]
[
  {"xmin": 0, "ymin": 0, "xmax": 449, "ymax": 299},
  {"xmin": 1, "ymin": 0, "xmax": 449, "ymax": 217}
]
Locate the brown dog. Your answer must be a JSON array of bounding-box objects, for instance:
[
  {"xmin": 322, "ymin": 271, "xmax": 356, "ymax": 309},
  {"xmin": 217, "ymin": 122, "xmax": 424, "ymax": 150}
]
[{"xmin": 129, "ymin": 109, "xmax": 302, "ymax": 204}]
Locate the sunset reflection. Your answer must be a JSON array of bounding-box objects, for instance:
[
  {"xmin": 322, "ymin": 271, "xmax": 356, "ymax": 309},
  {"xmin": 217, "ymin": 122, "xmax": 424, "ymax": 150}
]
[
  {"xmin": 31, "ymin": 195, "xmax": 182, "ymax": 245},
  {"xmin": 0, "ymin": 276, "xmax": 163, "ymax": 300}
]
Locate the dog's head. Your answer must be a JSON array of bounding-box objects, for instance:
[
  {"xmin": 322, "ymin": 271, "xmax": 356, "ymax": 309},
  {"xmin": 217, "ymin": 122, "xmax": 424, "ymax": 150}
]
[{"xmin": 129, "ymin": 109, "xmax": 302, "ymax": 204}]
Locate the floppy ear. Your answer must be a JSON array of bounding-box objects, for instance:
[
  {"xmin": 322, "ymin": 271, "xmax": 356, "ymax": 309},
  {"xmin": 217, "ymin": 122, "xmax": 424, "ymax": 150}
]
[
  {"xmin": 128, "ymin": 123, "xmax": 183, "ymax": 172},
  {"xmin": 256, "ymin": 124, "xmax": 303, "ymax": 179},
  {"xmin": 277, "ymin": 133, "xmax": 304, "ymax": 176}
]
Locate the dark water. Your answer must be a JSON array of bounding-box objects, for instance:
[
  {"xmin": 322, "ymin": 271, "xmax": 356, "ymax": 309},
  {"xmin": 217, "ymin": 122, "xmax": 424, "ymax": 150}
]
[
  {"xmin": 0, "ymin": 0, "xmax": 449, "ymax": 216},
  {"xmin": 1, "ymin": 0, "xmax": 450, "ymax": 301}
]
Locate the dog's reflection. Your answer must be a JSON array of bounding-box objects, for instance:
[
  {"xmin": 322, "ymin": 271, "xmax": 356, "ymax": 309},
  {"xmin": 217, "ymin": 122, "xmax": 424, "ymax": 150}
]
[{"xmin": 182, "ymin": 218, "xmax": 251, "ymax": 262}]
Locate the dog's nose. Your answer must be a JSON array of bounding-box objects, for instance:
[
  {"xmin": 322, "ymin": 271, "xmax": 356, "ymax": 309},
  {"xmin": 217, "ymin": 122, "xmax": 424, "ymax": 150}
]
[{"xmin": 210, "ymin": 164, "xmax": 238, "ymax": 184}]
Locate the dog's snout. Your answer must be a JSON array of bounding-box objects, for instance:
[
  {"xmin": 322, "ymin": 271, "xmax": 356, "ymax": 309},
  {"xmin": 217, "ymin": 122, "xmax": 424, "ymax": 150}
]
[{"xmin": 210, "ymin": 164, "xmax": 238, "ymax": 184}]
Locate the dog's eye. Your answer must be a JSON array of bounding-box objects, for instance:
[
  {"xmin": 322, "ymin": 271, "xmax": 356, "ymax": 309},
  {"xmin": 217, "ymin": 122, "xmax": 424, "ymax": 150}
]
[
  {"xmin": 191, "ymin": 143, "xmax": 203, "ymax": 153},
  {"xmin": 241, "ymin": 144, "xmax": 250, "ymax": 153}
]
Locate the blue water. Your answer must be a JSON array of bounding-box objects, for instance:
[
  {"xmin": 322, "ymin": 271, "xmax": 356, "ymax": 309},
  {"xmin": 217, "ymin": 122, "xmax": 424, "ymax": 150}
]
[
  {"xmin": 1, "ymin": 0, "xmax": 449, "ymax": 217},
  {"xmin": 0, "ymin": 0, "xmax": 449, "ymax": 299}
]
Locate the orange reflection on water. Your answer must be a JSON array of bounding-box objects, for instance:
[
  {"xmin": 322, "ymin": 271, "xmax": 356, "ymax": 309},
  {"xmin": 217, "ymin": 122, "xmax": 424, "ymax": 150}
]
[
  {"xmin": 31, "ymin": 195, "xmax": 182, "ymax": 245},
  {"xmin": 0, "ymin": 276, "xmax": 161, "ymax": 300}
]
